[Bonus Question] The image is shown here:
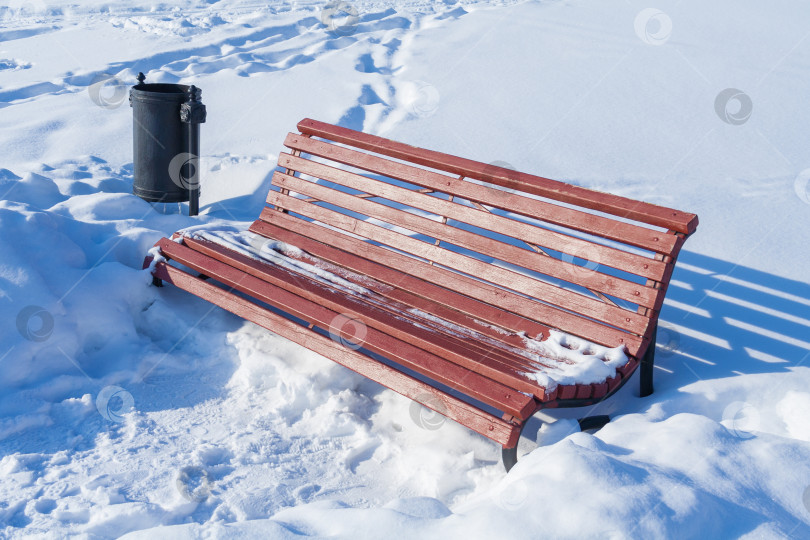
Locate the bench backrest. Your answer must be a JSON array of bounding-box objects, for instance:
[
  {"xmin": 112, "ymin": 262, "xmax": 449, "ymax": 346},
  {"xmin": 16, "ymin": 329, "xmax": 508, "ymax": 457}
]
[{"xmin": 251, "ymin": 119, "xmax": 698, "ymax": 359}]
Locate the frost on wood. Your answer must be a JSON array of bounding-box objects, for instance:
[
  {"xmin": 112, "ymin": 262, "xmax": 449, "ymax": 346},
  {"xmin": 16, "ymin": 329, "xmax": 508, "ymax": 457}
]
[
  {"xmin": 181, "ymin": 227, "xmax": 629, "ymax": 390},
  {"xmin": 183, "ymin": 227, "xmax": 372, "ymax": 296},
  {"xmin": 408, "ymin": 308, "xmax": 628, "ymax": 390}
]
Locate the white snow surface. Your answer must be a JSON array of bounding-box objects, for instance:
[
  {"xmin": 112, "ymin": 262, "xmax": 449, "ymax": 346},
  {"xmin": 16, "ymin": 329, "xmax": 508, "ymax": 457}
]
[{"xmin": 1, "ymin": 0, "xmax": 810, "ymax": 538}]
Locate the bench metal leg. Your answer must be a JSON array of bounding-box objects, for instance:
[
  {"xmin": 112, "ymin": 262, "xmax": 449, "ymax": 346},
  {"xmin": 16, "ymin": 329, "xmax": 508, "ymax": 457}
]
[
  {"xmin": 640, "ymin": 323, "xmax": 658, "ymax": 397},
  {"xmin": 502, "ymin": 420, "xmax": 528, "ymax": 473},
  {"xmin": 152, "ymin": 276, "xmax": 163, "ymax": 287},
  {"xmin": 578, "ymin": 415, "xmax": 610, "ymax": 431},
  {"xmin": 503, "ymin": 415, "xmax": 612, "ymax": 472},
  {"xmin": 502, "ymin": 445, "xmax": 519, "ymax": 472}
]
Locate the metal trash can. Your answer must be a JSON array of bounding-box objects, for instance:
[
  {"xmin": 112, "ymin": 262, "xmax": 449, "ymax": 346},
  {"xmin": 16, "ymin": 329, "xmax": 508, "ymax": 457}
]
[{"xmin": 130, "ymin": 72, "xmax": 206, "ymax": 215}]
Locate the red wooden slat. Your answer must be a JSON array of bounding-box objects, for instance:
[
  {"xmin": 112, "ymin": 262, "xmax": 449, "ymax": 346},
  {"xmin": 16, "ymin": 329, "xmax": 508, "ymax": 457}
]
[
  {"xmin": 575, "ymin": 385, "xmax": 592, "ymax": 399},
  {"xmin": 151, "ymin": 260, "xmax": 524, "ymax": 447},
  {"xmin": 248, "ymin": 219, "xmax": 554, "ymax": 342},
  {"xmin": 266, "ymin": 190, "xmax": 652, "ymax": 336},
  {"xmin": 592, "ymin": 382, "xmax": 609, "ymax": 399},
  {"xmin": 284, "ymin": 134, "xmax": 681, "ymax": 255},
  {"xmin": 154, "ymin": 239, "xmax": 536, "ymax": 418},
  {"xmin": 280, "ymin": 152, "xmax": 670, "ymax": 282},
  {"xmin": 617, "ymin": 360, "xmax": 637, "ymax": 379},
  {"xmin": 253, "ymin": 209, "xmax": 647, "ymax": 357},
  {"xmin": 284, "ymin": 134, "xmax": 683, "ymax": 255},
  {"xmin": 177, "ymin": 236, "xmax": 556, "ymax": 402},
  {"xmin": 183, "ymin": 235, "xmax": 542, "ymax": 358},
  {"xmin": 296, "ymin": 118, "xmax": 699, "ymax": 235},
  {"xmin": 273, "ymin": 171, "xmax": 660, "ymax": 309}
]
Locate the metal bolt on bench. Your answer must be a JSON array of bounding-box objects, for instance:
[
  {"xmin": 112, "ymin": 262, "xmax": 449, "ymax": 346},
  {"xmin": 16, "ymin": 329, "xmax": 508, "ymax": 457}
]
[{"xmin": 130, "ymin": 72, "xmax": 207, "ymax": 215}]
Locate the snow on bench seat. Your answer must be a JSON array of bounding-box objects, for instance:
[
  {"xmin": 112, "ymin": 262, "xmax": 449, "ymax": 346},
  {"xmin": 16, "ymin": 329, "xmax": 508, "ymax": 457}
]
[{"xmin": 182, "ymin": 227, "xmax": 630, "ymax": 392}]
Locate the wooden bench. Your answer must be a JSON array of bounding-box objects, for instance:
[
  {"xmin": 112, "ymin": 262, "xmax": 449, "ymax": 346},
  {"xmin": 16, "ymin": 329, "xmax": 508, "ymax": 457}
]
[{"xmin": 144, "ymin": 118, "xmax": 698, "ymax": 471}]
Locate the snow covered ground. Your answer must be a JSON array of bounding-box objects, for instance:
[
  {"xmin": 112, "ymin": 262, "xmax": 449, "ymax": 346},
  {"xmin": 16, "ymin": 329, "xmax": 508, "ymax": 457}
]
[{"xmin": 2, "ymin": 0, "xmax": 810, "ymax": 538}]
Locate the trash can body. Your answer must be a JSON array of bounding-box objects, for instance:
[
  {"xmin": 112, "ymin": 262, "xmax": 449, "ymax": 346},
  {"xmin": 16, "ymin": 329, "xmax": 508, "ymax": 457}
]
[{"xmin": 130, "ymin": 83, "xmax": 191, "ymax": 203}]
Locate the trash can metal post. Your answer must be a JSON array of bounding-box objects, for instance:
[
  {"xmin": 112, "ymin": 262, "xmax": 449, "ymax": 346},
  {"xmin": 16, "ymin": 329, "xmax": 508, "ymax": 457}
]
[{"xmin": 180, "ymin": 85, "xmax": 206, "ymax": 216}]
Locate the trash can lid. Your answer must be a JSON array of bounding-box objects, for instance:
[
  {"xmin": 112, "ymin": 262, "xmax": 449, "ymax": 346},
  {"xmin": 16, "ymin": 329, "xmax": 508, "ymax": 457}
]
[{"xmin": 130, "ymin": 83, "xmax": 190, "ymax": 104}]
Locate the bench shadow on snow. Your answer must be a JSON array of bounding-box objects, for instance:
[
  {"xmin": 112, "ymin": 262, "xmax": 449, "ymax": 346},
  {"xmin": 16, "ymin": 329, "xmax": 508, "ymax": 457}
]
[
  {"xmin": 491, "ymin": 249, "xmax": 810, "ymax": 452},
  {"xmin": 653, "ymin": 250, "xmax": 810, "ymax": 388},
  {"xmin": 540, "ymin": 249, "xmax": 810, "ymax": 431}
]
